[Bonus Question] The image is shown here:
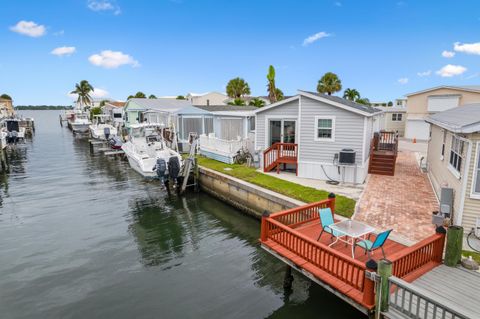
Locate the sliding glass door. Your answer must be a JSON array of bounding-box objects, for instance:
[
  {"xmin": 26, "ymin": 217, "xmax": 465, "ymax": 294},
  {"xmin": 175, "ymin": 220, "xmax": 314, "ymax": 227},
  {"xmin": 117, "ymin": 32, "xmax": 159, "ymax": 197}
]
[{"xmin": 268, "ymin": 119, "xmax": 296, "ymax": 146}]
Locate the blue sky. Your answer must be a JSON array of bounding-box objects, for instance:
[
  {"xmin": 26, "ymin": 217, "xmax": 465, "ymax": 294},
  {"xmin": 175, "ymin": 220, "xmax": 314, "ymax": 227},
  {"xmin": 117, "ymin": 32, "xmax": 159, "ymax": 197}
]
[{"xmin": 2, "ymin": 0, "xmax": 480, "ymax": 105}]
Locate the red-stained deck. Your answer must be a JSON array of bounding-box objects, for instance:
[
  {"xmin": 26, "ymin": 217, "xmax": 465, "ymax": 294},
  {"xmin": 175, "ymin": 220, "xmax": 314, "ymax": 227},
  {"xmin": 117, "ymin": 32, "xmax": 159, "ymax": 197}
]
[{"xmin": 260, "ymin": 197, "xmax": 446, "ymax": 314}]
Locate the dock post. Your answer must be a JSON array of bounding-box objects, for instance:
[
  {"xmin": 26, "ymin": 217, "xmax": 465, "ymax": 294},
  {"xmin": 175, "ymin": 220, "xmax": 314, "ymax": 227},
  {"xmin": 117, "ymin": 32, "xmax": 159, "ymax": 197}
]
[
  {"xmin": 375, "ymin": 259, "xmax": 392, "ymax": 317},
  {"xmin": 328, "ymin": 193, "xmax": 336, "ymax": 215},
  {"xmin": 283, "ymin": 265, "xmax": 294, "ymax": 291},
  {"xmin": 445, "ymin": 225, "xmax": 463, "ymax": 267},
  {"xmin": 363, "ymin": 259, "xmax": 377, "ymax": 312}
]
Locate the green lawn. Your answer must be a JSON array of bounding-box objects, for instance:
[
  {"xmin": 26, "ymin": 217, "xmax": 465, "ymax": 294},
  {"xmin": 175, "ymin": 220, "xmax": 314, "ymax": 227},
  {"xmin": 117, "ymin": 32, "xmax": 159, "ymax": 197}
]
[
  {"xmin": 197, "ymin": 156, "xmax": 356, "ymax": 218},
  {"xmin": 462, "ymin": 250, "xmax": 480, "ymax": 264}
]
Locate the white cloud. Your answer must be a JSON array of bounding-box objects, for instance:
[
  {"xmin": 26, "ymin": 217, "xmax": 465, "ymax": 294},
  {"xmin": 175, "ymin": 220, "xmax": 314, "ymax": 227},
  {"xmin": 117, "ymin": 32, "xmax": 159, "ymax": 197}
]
[
  {"xmin": 68, "ymin": 87, "xmax": 109, "ymax": 99},
  {"xmin": 334, "ymin": 1, "xmax": 342, "ymax": 7},
  {"xmin": 398, "ymin": 77, "xmax": 409, "ymax": 84},
  {"xmin": 51, "ymin": 46, "xmax": 76, "ymax": 56},
  {"xmin": 302, "ymin": 32, "xmax": 331, "ymax": 46},
  {"xmin": 441, "ymin": 50, "xmax": 455, "ymax": 58},
  {"xmin": 10, "ymin": 20, "xmax": 46, "ymax": 37},
  {"xmin": 417, "ymin": 70, "xmax": 431, "ymax": 77},
  {"xmin": 453, "ymin": 42, "xmax": 480, "ymax": 55},
  {"xmin": 88, "ymin": 50, "xmax": 139, "ymax": 69},
  {"xmin": 436, "ymin": 64, "xmax": 467, "ymax": 77},
  {"xmin": 87, "ymin": 0, "xmax": 121, "ymax": 15}
]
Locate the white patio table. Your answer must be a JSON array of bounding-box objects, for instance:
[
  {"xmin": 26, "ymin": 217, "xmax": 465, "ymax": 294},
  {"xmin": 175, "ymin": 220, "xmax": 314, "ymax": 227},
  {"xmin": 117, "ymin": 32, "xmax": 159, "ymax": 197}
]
[{"xmin": 328, "ymin": 220, "xmax": 375, "ymax": 258}]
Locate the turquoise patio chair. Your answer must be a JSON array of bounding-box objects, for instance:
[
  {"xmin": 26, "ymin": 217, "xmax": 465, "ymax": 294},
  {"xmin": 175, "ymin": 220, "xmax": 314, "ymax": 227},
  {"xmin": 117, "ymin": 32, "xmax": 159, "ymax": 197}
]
[
  {"xmin": 354, "ymin": 229, "xmax": 392, "ymax": 258},
  {"xmin": 317, "ymin": 207, "xmax": 341, "ymax": 241}
]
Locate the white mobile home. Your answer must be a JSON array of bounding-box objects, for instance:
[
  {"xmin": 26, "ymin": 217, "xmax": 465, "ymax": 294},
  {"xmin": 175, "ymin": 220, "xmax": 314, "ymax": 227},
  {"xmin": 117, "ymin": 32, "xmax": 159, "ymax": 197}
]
[{"xmin": 255, "ymin": 90, "xmax": 383, "ymax": 184}]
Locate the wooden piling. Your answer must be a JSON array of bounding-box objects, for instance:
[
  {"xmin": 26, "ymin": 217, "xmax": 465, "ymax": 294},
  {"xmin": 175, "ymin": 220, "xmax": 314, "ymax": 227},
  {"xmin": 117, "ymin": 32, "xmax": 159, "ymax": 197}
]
[
  {"xmin": 375, "ymin": 259, "xmax": 392, "ymax": 316},
  {"xmin": 445, "ymin": 226, "xmax": 463, "ymax": 267},
  {"xmin": 283, "ymin": 265, "xmax": 294, "ymax": 291},
  {"xmin": 363, "ymin": 259, "xmax": 377, "ymax": 309}
]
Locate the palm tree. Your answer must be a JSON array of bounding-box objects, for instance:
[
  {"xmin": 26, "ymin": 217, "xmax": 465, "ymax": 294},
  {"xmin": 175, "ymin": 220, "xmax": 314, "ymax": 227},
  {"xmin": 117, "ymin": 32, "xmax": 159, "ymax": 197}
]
[
  {"xmin": 148, "ymin": 94, "xmax": 157, "ymax": 99},
  {"xmin": 343, "ymin": 88, "xmax": 360, "ymax": 101},
  {"xmin": 249, "ymin": 97, "xmax": 266, "ymax": 107},
  {"xmin": 267, "ymin": 65, "xmax": 277, "ymax": 103},
  {"xmin": 317, "ymin": 72, "xmax": 342, "ymax": 95},
  {"xmin": 355, "ymin": 97, "xmax": 370, "ymax": 105},
  {"xmin": 70, "ymin": 80, "xmax": 94, "ymax": 109},
  {"xmin": 0, "ymin": 94, "xmax": 12, "ymax": 100},
  {"xmin": 127, "ymin": 92, "xmax": 146, "ymax": 100},
  {"xmin": 227, "ymin": 98, "xmax": 246, "ymax": 106},
  {"xmin": 226, "ymin": 77, "xmax": 250, "ymax": 99},
  {"xmin": 275, "ymin": 88, "xmax": 284, "ymax": 101}
]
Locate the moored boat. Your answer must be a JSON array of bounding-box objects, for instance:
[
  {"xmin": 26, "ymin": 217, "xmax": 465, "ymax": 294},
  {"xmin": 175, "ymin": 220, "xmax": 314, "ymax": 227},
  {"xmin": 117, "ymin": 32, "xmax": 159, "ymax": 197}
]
[
  {"xmin": 89, "ymin": 115, "xmax": 117, "ymax": 140},
  {"xmin": 121, "ymin": 123, "xmax": 182, "ymax": 178},
  {"xmin": 68, "ymin": 111, "xmax": 91, "ymax": 133}
]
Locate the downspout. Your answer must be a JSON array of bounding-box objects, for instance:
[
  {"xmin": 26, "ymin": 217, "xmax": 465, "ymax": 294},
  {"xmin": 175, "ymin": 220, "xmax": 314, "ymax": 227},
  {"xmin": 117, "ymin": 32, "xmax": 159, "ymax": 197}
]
[{"xmin": 456, "ymin": 138, "xmax": 473, "ymax": 226}]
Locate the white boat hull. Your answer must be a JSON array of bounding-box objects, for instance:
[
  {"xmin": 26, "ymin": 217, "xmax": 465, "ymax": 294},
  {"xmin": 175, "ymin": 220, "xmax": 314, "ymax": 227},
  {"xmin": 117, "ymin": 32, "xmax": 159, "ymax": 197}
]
[
  {"xmin": 70, "ymin": 123, "xmax": 90, "ymax": 133},
  {"xmin": 89, "ymin": 125, "xmax": 118, "ymax": 140}
]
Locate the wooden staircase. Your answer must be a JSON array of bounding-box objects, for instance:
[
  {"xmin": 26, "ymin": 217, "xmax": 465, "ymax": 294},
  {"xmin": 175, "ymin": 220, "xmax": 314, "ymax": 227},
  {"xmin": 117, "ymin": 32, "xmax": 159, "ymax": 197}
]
[
  {"xmin": 368, "ymin": 131, "xmax": 398, "ymax": 176},
  {"xmin": 263, "ymin": 143, "xmax": 298, "ymax": 175}
]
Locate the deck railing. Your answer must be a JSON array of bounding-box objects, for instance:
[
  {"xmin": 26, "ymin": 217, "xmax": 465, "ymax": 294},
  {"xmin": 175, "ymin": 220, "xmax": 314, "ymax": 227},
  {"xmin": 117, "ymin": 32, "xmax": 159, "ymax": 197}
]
[
  {"xmin": 199, "ymin": 134, "xmax": 246, "ymax": 156},
  {"xmin": 373, "ymin": 130, "xmax": 399, "ymax": 153},
  {"xmin": 389, "ymin": 233, "xmax": 445, "ymax": 279},
  {"xmin": 263, "ymin": 142, "xmax": 298, "ymax": 173},
  {"xmin": 262, "ymin": 221, "xmax": 367, "ymax": 294},
  {"xmin": 261, "ymin": 197, "xmax": 369, "ymax": 295},
  {"xmin": 387, "ymin": 276, "xmax": 468, "ymax": 319}
]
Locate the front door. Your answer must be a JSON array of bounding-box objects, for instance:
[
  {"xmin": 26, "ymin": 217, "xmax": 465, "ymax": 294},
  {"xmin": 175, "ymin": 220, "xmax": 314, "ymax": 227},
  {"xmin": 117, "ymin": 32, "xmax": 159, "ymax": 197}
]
[{"xmin": 269, "ymin": 119, "xmax": 296, "ymax": 146}]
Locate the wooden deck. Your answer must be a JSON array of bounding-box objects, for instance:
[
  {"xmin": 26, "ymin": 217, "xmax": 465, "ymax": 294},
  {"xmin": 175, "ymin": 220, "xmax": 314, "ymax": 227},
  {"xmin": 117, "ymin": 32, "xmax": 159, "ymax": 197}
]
[
  {"xmin": 385, "ymin": 265, "xmax": 480, "ymax": 319},
  {"xmin": 368, "ymin": 131, "xmax": 399, "ymax": 176},
  {"xmin": 260, "ymin": 197, "xmax": 446, "ymax": 314}
]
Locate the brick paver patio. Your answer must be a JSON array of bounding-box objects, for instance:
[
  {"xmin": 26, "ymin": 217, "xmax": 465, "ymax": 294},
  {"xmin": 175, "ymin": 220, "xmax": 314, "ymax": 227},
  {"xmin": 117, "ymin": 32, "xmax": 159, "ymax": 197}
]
[{"xmin": 354, "ymin": 151, "xmax": 438, "ymax": 243}]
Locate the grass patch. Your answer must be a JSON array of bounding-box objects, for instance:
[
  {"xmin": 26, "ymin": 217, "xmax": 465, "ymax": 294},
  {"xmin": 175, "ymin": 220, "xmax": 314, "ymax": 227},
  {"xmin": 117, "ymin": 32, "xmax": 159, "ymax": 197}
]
[
  {"xmin": 462, "ymin": 250, "xmax": 480, "ymax": 264},
  {"xmin": 197, "ymin": 156, "xmax": 356, "ymax": 218}
]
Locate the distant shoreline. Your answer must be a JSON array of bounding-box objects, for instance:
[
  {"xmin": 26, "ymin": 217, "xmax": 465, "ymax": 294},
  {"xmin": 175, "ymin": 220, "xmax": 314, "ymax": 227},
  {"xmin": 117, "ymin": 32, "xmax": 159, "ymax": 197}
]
[{"xmin": 15, "ymin": 106, "xmax": 73, "ymax": 110}]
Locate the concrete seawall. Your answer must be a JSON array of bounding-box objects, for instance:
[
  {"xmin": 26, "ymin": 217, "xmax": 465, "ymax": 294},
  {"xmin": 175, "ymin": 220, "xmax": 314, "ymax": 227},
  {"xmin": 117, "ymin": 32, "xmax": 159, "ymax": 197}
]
[{"xmin": 198, "ymin": 166, "xmax": 305, "ymax": 219}]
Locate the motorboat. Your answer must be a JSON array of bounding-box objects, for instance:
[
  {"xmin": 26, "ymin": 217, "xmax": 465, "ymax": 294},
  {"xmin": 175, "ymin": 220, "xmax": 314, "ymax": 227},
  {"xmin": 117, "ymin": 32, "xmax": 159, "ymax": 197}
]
[
  {"xmin": 68, "ymin": 110, "xmax": 91, "ymax": 133},
  {"xmin": 89, "ymin": 114, "xmax": 117, "ymax": 140},
  {"xmin": 121, "ymin": 123, "xmax": 183, "ymax": 178}
]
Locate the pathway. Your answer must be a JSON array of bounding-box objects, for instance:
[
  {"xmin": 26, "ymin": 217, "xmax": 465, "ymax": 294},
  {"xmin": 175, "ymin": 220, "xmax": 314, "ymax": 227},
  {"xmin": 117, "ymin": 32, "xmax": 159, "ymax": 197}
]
[{"xmin": 354, "ymin": 151, "xmax": 438, "ymax": 243}]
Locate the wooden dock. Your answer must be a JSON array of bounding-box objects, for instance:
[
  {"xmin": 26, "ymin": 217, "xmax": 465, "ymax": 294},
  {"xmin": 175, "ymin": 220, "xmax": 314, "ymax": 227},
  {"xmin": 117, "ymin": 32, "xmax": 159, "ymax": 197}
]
[
  {"xmin": 384, "ymin": 265, "xmax": 480, "ymax": 319},
  {"xmin": 260, "ymin": 196, "xmax": 446, "ymax": 315}
]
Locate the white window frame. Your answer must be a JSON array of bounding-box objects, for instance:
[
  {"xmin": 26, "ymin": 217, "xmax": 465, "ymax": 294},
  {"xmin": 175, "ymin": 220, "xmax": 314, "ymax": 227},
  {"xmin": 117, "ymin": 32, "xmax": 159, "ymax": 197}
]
[
  {"xmin": 264, "ymin": 116, "xmax": 298, "ymax": 147},
  {"xmin": 391, "ymin": 113, "xmax": 403, "ymax": 121},
  {"xmin": 470, "ymin": 142, "xmax": 480, "ymax": 199},
  {"xmin": 448, "ymin": 135, "xmax": 464, "ymax": 179},
  {"xmin": 314, "ymin": 116, "xmax": 335, "ymax": 142}
]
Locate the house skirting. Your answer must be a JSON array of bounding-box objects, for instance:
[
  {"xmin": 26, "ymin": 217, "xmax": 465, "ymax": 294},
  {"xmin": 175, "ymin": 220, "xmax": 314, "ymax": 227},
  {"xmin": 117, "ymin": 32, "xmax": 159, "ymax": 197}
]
[{"xmin": 297, "ymin": 160, "xmax": 369, "ymax": 184}]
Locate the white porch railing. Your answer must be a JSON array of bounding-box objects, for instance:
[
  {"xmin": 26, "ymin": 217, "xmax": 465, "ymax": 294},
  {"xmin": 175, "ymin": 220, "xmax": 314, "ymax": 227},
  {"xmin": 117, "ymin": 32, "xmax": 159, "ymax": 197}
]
[{"xmin": 199, "ymin": 134, "xmax": 247, "ymax": 157}]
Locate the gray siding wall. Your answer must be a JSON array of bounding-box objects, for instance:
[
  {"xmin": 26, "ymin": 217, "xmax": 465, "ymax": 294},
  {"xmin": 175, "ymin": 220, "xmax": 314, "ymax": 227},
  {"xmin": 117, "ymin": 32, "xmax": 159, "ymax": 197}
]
[
  {"xmin": 299, "ymin": 96, "xmax": 365, "ymax": 164},
  {"xmin": 255, "ymin": 99, "xmax": 299, "ymax": 150}
]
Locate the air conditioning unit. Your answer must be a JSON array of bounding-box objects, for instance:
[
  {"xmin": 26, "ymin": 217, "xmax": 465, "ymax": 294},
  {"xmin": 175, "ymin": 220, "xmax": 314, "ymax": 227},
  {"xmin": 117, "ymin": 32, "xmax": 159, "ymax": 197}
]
[{"xmin": 339, "ymin": 149, "xmax": 356, "ymax": 165}]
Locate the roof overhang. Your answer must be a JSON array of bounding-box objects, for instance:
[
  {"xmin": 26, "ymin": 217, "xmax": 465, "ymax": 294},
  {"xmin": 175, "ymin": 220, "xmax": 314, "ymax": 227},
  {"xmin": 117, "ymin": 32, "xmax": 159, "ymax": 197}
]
[
  {"xmin": 298, "ymin": 91, "xmax": 380, "ymax": 117},
  {"xmin": 406, "ymin": 86, "xmax": 480, "ymax": 97},
  {"xmin": 254, "ymin": 95, "xmax": 300, "ymax": 114},
  {"xmin": 425, "ymin": 117, "xmax": 480, "ymax": 134}
]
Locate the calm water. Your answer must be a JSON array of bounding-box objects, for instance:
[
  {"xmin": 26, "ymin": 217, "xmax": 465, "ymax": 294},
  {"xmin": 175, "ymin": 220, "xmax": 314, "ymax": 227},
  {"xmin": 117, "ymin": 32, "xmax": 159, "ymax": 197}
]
[{"xmin": 0, "ymin": 111, "xmax": 362, "ymax": 319}]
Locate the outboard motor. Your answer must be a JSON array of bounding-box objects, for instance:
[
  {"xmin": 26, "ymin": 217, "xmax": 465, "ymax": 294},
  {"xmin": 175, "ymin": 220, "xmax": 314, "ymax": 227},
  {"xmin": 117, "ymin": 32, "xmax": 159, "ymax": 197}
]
[
  {"xmin": 154, "ymin": 158, "xmax": 167, "ymax": 180},
  {"xmin": 168, "ymin": 156, "xmax": 180, "ymax": 184},
  {"xmin": 7, "ymin": 131, "xmax": 18, "ymax": 144},
  {"xmin": 103, "ymin": 127, "xmax": 111, "ymax": 140},
  {"xmin": 108, "ymin": 136, "xmax": 122, "ymax": 149}
]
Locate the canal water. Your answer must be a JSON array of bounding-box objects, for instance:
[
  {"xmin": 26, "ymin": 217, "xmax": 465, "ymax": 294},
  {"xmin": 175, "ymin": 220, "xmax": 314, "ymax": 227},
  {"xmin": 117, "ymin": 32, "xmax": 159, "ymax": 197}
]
[{"xmin": 0, "ymin": 111, "xmax": 363, "ymax": 319}]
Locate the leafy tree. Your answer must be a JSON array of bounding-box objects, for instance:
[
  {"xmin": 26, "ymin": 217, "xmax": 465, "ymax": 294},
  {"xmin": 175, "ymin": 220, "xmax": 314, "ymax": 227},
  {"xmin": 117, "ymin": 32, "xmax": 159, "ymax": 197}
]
[
  {"xmin": 148, "ymin": 94, "xmax": 157, "ymax": 99},
  {"xmin": 267, "ymin": 65, "xmax": 277, "ymax": 103},
  {"xmin": 317, "ymin": 72, "xmax": 342, "ymax": 96},
  {"xmin": 127, "ymin": 92, "xmax": 146, "ymax": 100},
  {"xmin": 227, "ymin": 98, "xmax": 246, "ymax": 106},
  {"xmin": 355, "ymin": 97, "xmax": 370, "ymax": 105},
  {"xmin": 275, "ymin": 88, "xmax": 284, "ymax": 101},
  {"xmin": 99, "ymin": 100, "xmax": 109, "ymax": 107},
  {"xmin": 343, "ymin": 88, "xmax": 360, "ymax": 101},
  {"xmin": 90, "ymin": 106, "xmax": 102, "ymax": 120},
  {"xmin": 388, "ymin": 101, "xmax": 393, "ymax": 107},
  {"xmin": 249, "ymin": 97, "xmax": 266, "ymax": 107},
  {"xmin": 0, "ymin": 94, "xmax": 12, "ymax": 100},
  {"xmin": 176, "ymin": 95, "xmax": 186, "ymax": 100},
  {"xmin": 70, "ymin": 80, "xmax": 94, "ymax": 108},
  {"xmin": 226, "ymin": 77, "xmax": 250, "ymax": 99}
]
